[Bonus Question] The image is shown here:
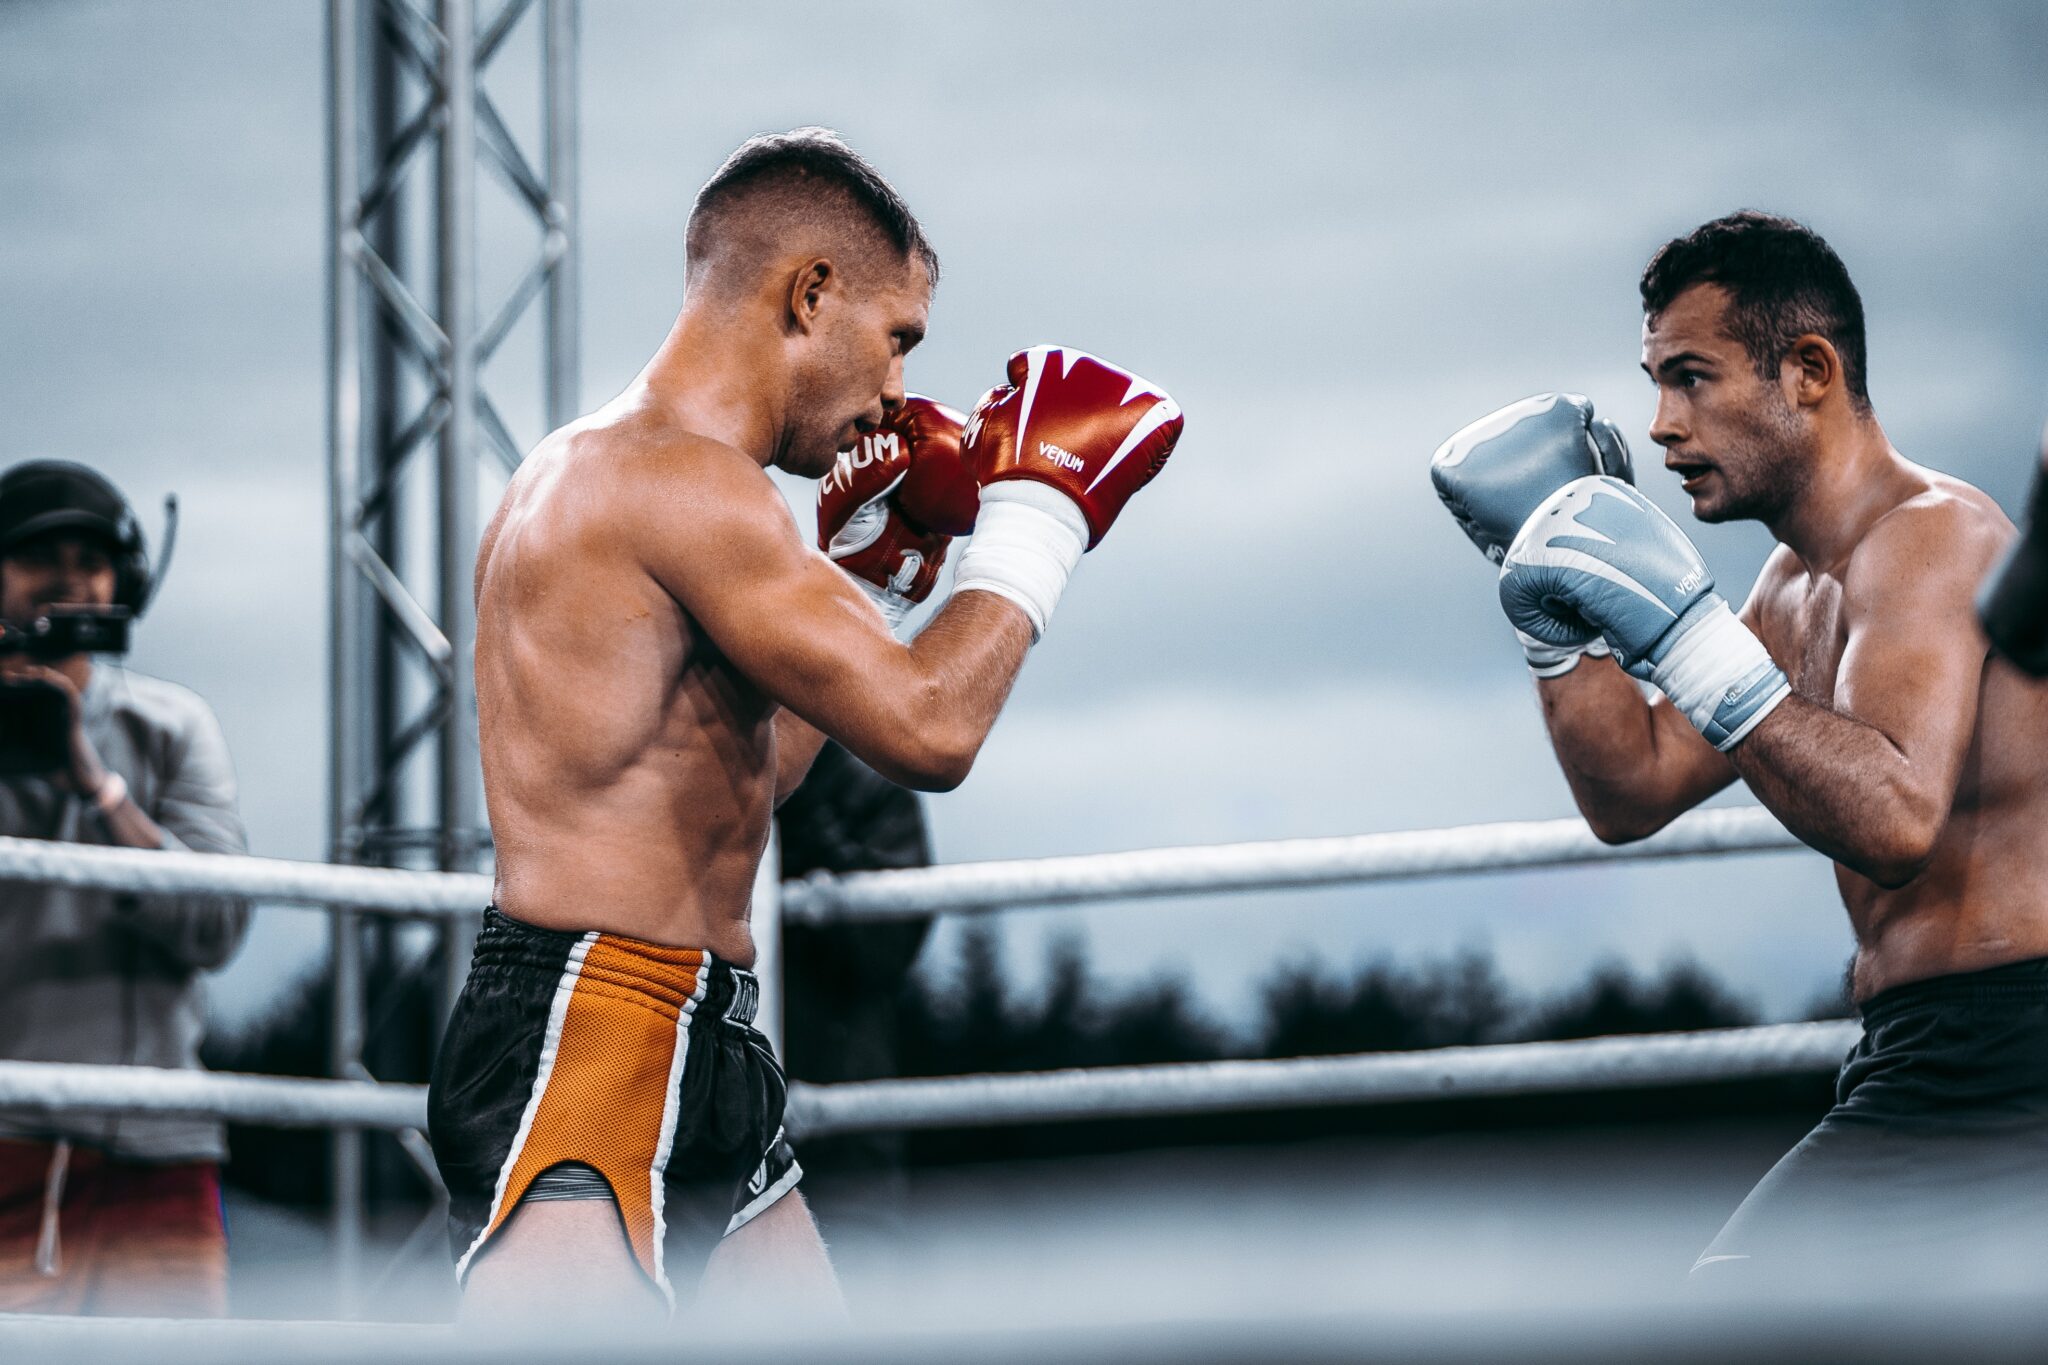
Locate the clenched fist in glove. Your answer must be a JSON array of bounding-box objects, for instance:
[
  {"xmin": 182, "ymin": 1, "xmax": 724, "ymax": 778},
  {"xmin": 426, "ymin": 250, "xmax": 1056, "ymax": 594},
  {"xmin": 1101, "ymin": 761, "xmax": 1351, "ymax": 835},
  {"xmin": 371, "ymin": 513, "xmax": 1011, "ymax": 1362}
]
[
  {"xmin": 818, "ymin": 395, "xmax": 979, "ymax": 631},
  {"xmin": 1431, "ymin": 392, "xmax": 1635, "ymax": 677},
  {"xmin": 1501, "ymin": 476, "xmax": 1791, "ymax": 751},
  {"xmin": 952, "ymin": 346, "xmax": 1183, "ymax": 638}
]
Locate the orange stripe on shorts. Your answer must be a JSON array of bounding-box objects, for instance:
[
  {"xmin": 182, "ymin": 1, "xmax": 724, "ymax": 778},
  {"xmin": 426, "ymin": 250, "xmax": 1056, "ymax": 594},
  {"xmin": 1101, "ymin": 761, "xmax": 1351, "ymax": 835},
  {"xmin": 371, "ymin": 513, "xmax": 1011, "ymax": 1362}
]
[{"xmin": 480, "ymin": 936, "xmax": 706, "ymax": 1288}]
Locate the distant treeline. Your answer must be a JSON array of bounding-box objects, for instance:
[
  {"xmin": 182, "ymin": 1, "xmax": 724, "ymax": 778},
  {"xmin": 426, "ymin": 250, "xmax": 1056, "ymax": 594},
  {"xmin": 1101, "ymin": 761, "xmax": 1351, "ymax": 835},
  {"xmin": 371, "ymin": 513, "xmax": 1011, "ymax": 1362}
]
[
  {"xmin": 206, "ymin": 927, "xmax": 1845, "ymax": 1205},
  {"xmin": 895, "ymin": 929, "xmax": 1777, "ymax": 1078}
]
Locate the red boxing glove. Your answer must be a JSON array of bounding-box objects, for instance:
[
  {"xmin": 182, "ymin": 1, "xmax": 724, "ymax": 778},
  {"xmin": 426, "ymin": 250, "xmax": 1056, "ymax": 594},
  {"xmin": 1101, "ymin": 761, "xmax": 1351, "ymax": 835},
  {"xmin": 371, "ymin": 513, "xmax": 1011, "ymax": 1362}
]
[
  {"xmin": 963, "ymin": 345, "xmax": 1183, "ymax": 549},
  {"xmin": 818, "ymin": 395, "xmax": 978, "ymax": 628},
  {"xmin": 950, "ymin": 347, "xmax": 1183, "ymax": 640}
]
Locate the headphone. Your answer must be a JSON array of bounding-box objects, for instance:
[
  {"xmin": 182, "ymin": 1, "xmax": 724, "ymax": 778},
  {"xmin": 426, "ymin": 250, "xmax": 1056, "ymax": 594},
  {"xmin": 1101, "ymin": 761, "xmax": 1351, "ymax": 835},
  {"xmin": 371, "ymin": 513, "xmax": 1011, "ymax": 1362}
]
[{"xmin": 0, "ymin": 461, "xmax": 178, "ymax": 618}]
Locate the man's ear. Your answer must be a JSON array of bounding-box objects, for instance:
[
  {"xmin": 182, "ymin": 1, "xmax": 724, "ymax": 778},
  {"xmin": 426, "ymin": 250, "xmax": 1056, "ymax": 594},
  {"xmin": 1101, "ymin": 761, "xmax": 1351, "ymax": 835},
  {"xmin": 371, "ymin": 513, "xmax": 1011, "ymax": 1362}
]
[
  {"xmin": 787, "ymin": 258, "xmax": 834, "ymax": 335},
  {"xmin": 1785, "ymin": 334, "xmax": 1841, "ymax": 411}
]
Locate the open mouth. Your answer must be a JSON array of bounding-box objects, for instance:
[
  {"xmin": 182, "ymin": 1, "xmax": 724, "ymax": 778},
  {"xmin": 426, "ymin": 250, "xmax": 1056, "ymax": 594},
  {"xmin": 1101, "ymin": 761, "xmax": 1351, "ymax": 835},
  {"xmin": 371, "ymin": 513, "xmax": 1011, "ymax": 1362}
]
[{"xmin": 1667, "ymin": 461, "xmax": 1715, "ymax": 493}]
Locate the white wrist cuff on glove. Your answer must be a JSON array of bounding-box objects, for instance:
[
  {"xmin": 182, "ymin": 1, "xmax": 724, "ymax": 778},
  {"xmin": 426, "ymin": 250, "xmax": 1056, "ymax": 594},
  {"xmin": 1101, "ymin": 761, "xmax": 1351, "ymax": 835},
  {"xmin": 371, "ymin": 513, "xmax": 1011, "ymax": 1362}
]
[
  {"xmin": 851, "ymin": 576, "xmax": 916, "ymax": 636},
  {"xmin": 1652, "ymin": 601, "xmax": 1790, "ymax": 748},
  {"xmin": 951, "ymin": 482, "xmax": 1088, "ymax": 641},
  {"xmin": 1519, "ymin": 631, "xmax": 1612, "ymax": 679}
]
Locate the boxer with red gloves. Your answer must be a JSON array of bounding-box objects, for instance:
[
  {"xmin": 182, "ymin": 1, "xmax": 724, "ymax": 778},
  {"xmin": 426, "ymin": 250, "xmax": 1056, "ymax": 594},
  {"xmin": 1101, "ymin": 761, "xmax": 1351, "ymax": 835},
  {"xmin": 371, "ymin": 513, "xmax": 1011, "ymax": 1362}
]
[
  {"xmin": 455, "ymin": 124, "xmax": 1184, "ymax": 1331},
  {"xmin": 448, "ymin": 125, "xmax": 1187, "ymax": 1326}
]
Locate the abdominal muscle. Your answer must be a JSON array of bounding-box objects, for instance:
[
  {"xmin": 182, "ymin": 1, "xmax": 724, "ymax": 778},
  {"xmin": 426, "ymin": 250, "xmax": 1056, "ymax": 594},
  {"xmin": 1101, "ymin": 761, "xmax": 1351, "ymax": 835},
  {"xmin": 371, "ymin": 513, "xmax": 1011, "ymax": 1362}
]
[{"xmin": 1840, "ymin": 787, "xmax": 2048, "ymax": 1002}]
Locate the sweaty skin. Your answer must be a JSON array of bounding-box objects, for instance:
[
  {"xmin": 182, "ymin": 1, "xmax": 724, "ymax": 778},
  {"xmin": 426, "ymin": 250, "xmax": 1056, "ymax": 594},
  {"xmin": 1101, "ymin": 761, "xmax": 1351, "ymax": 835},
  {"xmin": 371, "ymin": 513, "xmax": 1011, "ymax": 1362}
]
[
  {"xmin": 473, "ymin": 255, "xmax": 1031, "ymax": 966},
  {"xmin": 1537, "ymin": 283, "xmax": 2048, "ymax": 1001}
]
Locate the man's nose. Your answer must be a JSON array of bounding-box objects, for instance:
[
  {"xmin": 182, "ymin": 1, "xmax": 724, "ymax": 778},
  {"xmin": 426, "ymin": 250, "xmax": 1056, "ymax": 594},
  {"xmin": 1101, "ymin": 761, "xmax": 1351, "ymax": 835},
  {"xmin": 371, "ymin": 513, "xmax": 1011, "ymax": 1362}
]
[
  {"xmin": 880, "ymin": 357, "xmax": 906, "ymax": 410},
  {"xmin": 1648, "ymin": 394, "xmax": 1685, "ymax": 448}
]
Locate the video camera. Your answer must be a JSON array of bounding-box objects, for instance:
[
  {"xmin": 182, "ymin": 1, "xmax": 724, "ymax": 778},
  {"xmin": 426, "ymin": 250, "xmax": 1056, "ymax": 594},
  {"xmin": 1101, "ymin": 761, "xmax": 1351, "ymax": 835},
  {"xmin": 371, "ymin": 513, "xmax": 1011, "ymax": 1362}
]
[{"xmin": 0, "ymin": 606, "xmax": 131, "ymax": 776}]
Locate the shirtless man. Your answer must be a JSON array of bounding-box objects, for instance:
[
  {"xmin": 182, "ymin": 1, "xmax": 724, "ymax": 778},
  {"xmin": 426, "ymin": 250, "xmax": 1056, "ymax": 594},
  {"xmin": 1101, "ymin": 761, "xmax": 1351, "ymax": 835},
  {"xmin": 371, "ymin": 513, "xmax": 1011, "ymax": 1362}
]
[
  {"xmin": 427, "ymin": 128, "xmax": 1182, "ymax": 1320},
  {"xmin": 1431, "ymin": 211, "xmax": 2048, "ymax": 1283}
]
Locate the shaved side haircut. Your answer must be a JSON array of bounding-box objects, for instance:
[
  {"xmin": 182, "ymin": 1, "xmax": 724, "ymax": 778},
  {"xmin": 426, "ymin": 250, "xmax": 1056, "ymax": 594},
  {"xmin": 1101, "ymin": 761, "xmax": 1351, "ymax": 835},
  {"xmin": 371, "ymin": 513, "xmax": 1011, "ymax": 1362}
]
[{"xmin": 686, "ymin": 127, "xmax": 938, "ymax": 295}]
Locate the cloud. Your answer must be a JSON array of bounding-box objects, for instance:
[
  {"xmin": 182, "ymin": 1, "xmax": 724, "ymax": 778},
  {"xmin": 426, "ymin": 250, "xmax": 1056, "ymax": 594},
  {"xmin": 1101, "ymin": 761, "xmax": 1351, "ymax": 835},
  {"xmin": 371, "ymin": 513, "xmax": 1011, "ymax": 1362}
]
[{"xmin": 2, "ymin": 0, "xmax": 2043, "ymax": 1026}]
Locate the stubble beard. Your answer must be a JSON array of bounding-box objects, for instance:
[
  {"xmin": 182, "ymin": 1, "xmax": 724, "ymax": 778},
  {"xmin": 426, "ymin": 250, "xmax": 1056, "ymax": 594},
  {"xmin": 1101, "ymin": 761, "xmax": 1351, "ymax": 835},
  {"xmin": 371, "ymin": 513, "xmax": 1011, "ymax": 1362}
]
[
  {"xmin": 780, "ymin": 425, "xmax": 844, "ymax": 481},
  {"xmin": 773, "ymin": 384, "xmax": 856, "ymax": 480},
  {"xmin": 1695, "ymin": 390, "xmax": 1815, "ymax": 526},
  {"xmin": 780, "ymin": 346, "xmax": 870, "ymax": 481}
]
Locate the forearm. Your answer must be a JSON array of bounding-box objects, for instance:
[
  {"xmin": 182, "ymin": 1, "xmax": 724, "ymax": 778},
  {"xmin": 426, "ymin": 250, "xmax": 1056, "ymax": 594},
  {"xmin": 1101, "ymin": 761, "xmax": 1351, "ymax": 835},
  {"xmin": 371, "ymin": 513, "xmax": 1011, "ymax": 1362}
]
[
  {"xmin": 119, "ymin": 892, "xmax": 252, "ymax": 969},
  {"xmin": 116, "ymin": 821, "xmax": 254, "ymax": 969},
  {"xmin": 1537, "ymin": 657, "xmax": 1731, "ymax": 840},
  {"xmin": 836, "ymin": 590, "xmax": 1033, "ymax": 792},
  {"xmin": 1728, "ymin": 695, "xmax": 1947, "ymax": 885},
  {"xmin": 93, "ymin": 782, "xmax": 169, "ymax": 850},
  {"xmin": 119, "ymin": 713, "xmax": 255, "ymax": 969}
]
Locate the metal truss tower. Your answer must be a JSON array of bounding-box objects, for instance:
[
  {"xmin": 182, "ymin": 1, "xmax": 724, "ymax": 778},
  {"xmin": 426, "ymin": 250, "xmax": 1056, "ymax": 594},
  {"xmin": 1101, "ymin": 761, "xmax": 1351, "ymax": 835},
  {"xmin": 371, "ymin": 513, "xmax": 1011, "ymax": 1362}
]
[{"xmin": 325, "ymin": 0, "xmax": 578, "ymax": 1306}]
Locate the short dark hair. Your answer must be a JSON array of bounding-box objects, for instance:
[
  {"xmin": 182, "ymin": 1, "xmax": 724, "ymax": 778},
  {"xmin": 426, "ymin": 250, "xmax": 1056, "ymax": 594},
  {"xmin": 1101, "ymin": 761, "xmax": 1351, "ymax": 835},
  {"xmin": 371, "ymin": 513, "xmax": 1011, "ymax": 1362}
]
[
  {"xmin": 1640, "ymin": 211, "xmax": 1869, "ymax": 411},
  {"xmin": 687, "ymin": 127, "xmax": 938, "ymax": 286}
]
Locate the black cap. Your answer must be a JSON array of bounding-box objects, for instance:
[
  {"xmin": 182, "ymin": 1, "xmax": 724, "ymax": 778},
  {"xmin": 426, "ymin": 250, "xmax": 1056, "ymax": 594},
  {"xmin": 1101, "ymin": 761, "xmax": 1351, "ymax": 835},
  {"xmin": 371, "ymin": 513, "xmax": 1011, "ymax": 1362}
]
[{"xmin": 0, "ymin": 461, "xmax": 140, "ymax": 555}]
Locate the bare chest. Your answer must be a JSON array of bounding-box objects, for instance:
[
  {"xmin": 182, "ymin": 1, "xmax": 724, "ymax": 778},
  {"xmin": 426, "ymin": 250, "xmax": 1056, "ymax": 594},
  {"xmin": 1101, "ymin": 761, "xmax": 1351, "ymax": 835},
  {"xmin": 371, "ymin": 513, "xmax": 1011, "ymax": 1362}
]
[{"xmin": 1767, "ymin": 576, "xmax": 1848, "ymax": 700}]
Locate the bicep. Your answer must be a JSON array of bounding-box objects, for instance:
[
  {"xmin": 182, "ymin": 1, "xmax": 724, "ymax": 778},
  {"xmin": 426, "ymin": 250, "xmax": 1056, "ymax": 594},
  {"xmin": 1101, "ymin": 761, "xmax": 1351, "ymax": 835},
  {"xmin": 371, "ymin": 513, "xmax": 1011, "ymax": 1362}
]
[
  {"xmin": 645, "ymin": 467, "xmax": 911, "ymax": 736},
  {"xmin": 1833, "ymin": 509, "xmax": 2001, "ymax": 781},
  {"xmin": 1835, "ymin": 590, "xmax": 1986, "ymax": 783}
]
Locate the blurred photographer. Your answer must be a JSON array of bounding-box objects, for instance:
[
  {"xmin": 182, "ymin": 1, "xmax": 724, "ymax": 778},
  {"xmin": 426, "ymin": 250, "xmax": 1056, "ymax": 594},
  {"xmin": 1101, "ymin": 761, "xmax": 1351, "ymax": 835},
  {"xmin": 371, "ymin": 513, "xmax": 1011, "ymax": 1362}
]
[{"xmin": 0, "ymin": 460, "xmax": 250, "ymax": 1318}]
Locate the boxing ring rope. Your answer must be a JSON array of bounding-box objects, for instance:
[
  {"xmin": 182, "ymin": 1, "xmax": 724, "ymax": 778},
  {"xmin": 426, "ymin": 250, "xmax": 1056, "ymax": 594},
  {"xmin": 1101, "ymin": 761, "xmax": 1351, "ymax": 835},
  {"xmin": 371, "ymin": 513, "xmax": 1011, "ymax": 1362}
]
[
  {"xmin": 0, "ymin": 1062, "xmax": 427, "ymax": 1131},
  {"xmin": 779, "ymin": 804, "xmax": 1803, "ymax": 923},
  {"xmin": 786, "ymin": 1021, "xmax": 1857, "ymax": 1136},
  {"xmin": 0, "ymin": 803, "xmax": 1801, "ymax": 926},
  {"xmin": 0, "ymin": 805, "xmax": 1839, "ymax": 1140},
  {"xmin": 0, "ymin": 834, "xmax": 490, "ymax": 918},
  {"xmin": 0, "ymin": 1021, "xmax": 1855, "ymax": 1140}
]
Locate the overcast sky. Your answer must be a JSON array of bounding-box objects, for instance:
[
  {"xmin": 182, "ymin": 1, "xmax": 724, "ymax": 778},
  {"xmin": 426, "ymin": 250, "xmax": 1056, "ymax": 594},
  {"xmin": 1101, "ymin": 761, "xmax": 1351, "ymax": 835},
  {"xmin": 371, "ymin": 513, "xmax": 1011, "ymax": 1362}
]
[{"xmin": 3, "ymin": 0, "xmax": 2045, "ymax": 1032}]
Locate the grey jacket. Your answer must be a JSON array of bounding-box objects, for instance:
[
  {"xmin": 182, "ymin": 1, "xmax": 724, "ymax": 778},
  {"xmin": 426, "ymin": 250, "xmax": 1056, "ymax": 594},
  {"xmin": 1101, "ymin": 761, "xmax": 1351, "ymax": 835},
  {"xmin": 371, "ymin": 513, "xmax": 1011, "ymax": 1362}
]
[{"xmin": 0, "ymin": 663, "xmax": 252, "ymax": 1161}]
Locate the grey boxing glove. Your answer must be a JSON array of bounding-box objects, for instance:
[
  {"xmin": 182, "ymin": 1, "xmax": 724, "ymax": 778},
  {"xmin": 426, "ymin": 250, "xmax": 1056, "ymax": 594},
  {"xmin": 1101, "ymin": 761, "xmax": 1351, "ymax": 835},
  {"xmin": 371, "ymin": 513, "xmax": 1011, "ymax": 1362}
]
[
  {"xmin": 1503, "ymin": 477, "xmax": 1789, "ymax": 750},
  {"xmin": 1431, "ymin": 392, "xmax": 1635, "ymax": 676}
]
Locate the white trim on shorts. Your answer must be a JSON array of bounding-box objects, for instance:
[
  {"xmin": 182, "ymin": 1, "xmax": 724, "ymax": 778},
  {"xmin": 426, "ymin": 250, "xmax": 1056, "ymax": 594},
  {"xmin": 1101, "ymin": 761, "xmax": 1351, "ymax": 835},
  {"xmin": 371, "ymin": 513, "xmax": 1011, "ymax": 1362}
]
[
  {"xmin": 725, "ymin": 1130, "xmax": 802, "ymax": 1237},
  {"xmin": 453, "ymin": 931, "xmax": 596, "ymax": 1284},
  {"xmin": 645, "ymin": 948, "xmax": 712, "ymax": 1308}
]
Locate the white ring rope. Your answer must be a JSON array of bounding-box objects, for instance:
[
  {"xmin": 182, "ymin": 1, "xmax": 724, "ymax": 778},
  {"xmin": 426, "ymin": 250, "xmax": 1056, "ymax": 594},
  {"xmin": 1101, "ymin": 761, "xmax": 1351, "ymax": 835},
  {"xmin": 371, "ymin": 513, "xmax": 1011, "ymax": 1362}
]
[
  {"xmin": 782, "ymin": 805, "xmax": 1803, "ymax": 923},
  {"xmin": 0, "ymin": 834, "xmax": 489, "ymax": 917},
  {"xmin": 0, "ymin": 1061, "xmax": 427, "ymax": 1130},
  {"xmin": 784, "ymin": 1022, "xmax": 1857, "ymax": 1137},
  {"xmin": 0, "ymin": 1022, "xmax": 1857, "ymax": 1138},
  {"xmin": 0, "ymin": 805, "xmax": 1803, "ymax": 924}
]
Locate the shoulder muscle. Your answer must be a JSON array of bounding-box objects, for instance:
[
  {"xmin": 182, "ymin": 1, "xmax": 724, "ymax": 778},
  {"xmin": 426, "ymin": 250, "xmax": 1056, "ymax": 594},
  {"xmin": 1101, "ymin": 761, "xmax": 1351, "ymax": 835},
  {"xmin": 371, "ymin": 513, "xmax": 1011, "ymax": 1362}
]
[{"xmin": 1843, "ymin": 487, "xmax": 2010, "ymax": 625}]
